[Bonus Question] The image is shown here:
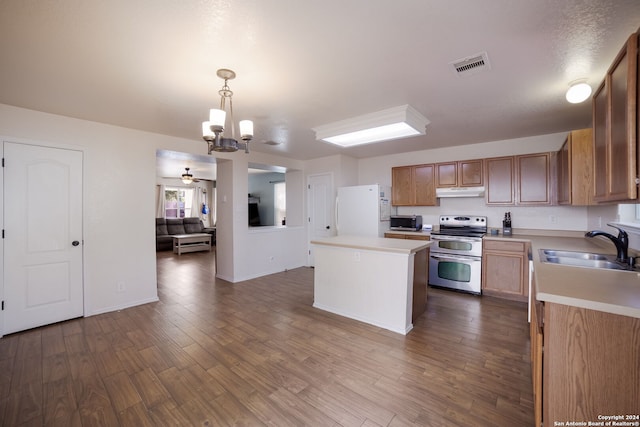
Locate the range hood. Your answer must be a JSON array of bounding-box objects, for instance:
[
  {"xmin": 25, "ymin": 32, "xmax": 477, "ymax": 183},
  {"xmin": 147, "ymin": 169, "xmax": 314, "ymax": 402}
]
[{"xmin": 436, "ymin": 186, "xmax": 485, "ymax": 198}]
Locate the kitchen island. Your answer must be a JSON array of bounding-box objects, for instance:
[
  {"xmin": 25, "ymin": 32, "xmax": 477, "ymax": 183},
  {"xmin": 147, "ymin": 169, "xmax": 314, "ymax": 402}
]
[{"xmin": 311, "ymin": 235, "xmax": 432, "ymax": 335}]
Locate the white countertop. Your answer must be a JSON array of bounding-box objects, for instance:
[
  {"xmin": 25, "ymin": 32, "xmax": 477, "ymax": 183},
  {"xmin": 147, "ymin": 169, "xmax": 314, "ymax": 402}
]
[
  {"xmin": 311, "ymin": 235, "xmax": 432, "ymax": 254},
  {"xmin": 486, "ymin": 234, "xmax": 640, "ymax": 319}
]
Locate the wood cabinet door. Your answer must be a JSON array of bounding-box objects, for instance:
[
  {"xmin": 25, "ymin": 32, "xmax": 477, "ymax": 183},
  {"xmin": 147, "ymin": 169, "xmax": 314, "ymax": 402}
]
[
  {"xmin": 482, "ymin": 251, "xmax": 525, "ymax": 295},
  {"xmin": 392, "ymin": 166, "xmax": 413, "ymax": 205},
  {"xmin": 436, "ymin": 160, "xmax": 483, "ymax": 187},
  {"xmin": 436, "ymin": 162, "xmax": 457, "ymax": 187},
  {"xmin": 404, "ymin": 234, "xmax": 430, "ymax": 241},
  {"xmin": 592, "ymin": 33, "xmax": 638, "ymax": 203},
  {"xmin": 414, "ymin": 164, "xmax": 438, "ymax": 206},
  {"xmin": 607, "ymin": 34, "xmax": 637, "ymax": 201},
  {"xmin": 530, "ymin": 289, "xmax": 543, "ymax": 427},
  {"xmin": 593, "ymin": 81, "xmax": 609, "ymax": 201},
  {"xmin": 482, "ymin": 240, "xmax": 528, "ymax": 302},
  {"xmin": 384, "ymin": 233, "xmax": 407, "ymax": 239},
  {"xmin": 568, "ymin": 128, "xmax": 594, "ymax": 206},
  {"xmin": 485, "ymin": 156, "xmax": 515, "ymax": 205},
  {"xmin": 517, "ymin": 153, "xmax": 551, "ymax": 205},
  {"xmin": 557, "ymin": 137, "xmax": 571, "ymax": 205},
  {"xmin": 459, "ymin": 159, "xmax": 483, "ymax": 187}
]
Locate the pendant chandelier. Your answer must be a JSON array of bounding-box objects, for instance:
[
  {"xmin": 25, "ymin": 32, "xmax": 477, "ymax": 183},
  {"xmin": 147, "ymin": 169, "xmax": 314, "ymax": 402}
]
[
  {"xmin": 181, "ymin": 167, "xmax": 193, "ymax": 184},
  {"xmin": 202, "ymin": 68, "xmax": 254, "ymax": 154}
]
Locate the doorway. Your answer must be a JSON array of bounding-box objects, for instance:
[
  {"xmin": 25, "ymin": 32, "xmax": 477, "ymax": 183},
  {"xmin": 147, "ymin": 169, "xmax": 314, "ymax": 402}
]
[{"xmin": 2, "ymin": 141, "xmax": 84, "ymax": 335}]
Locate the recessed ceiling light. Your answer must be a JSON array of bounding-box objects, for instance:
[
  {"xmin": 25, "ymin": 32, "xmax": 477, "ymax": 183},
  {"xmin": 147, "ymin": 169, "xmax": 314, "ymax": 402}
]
[{"xmin": 313, "ymin": 105, "xmax": 430, "ymax": 147}]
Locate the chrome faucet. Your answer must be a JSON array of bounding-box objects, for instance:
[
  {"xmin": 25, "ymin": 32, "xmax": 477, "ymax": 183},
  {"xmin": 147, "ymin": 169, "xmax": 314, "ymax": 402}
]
[{"xmin": 585, "ymin": 224, "xmax": 629, "ymax": 262}]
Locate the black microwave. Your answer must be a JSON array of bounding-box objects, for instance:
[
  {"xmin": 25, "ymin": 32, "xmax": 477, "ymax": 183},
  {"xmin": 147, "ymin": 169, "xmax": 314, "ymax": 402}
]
[{"xmin": 390, "ymin": 215, "xmax": 423, "ymax": 231}]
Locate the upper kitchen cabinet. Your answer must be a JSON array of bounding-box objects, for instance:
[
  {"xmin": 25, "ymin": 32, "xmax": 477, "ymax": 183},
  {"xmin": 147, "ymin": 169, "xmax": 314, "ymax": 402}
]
[
  {"xmin": 485, "ymin": 156, "xmax": 515, "ymax": 205},
  {"xmin": 486, "ymin": 153, "xmax": 553, "ymax": 206},
  {"xmin": 557, "ymin": 128, "xmax": 594, "ymax": 205},
  {"xmin": 593, "ymin": 31, "xmax": 638, "ymax": 203},
  {"xmin": 436, "ymin": 159, "xmax": 483, "ymax": 188},
  {"xmin": 392, "ymin": 164, "xmax": 439, "ymax": 206},
  {"xmin": 517, "ymin": 153, "xmax": 553, "ymax": 205}
]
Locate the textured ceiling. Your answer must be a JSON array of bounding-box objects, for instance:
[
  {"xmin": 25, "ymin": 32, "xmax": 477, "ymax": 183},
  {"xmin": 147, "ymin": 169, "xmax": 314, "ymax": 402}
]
[{"xmin": 1, "ymin": 0, "xmax": 639, "ymax": 168}]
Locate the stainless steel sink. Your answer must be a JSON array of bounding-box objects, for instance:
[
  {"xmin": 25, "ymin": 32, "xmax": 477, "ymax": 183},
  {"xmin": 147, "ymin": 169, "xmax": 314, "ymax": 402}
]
[
  {"xmin": 539, "ymin": 249, "xmax": 635, "ymax": 271},
  {"xmin": 541, "ymin": 249, "xmax": 609, "ymax": 261}
]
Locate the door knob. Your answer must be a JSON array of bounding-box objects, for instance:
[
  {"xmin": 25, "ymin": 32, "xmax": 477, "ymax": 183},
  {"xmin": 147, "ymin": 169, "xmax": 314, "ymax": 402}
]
[{"xmin": 72, "ymin": 241, "xmax": 80, "ymax": 246}]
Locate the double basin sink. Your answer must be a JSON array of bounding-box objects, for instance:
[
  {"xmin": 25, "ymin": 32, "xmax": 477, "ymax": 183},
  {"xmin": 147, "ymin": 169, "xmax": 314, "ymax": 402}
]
[{"xmin": 539, "ymin": 249, "xmax": 637, "ymax": 272}]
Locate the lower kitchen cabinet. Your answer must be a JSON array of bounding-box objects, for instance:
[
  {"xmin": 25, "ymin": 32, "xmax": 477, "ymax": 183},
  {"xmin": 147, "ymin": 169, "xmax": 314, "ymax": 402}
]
[
  {"xmin": 384, "ymin": 232, "xmax": 431, "ymax": 241},
  {"xmin": 384, "ymin": 232, "xmax": 430, "ymax": 321},
  {"xmin": 531, "ymin": 299, "xmax": 640, "ymax": 426},
  {"xmin": 530, "ymin": 276, "xmax": 543, "ymax": 427},
  {"xmin": 481, "ymin": 239, "xmax": 529, "ymax": 302}
]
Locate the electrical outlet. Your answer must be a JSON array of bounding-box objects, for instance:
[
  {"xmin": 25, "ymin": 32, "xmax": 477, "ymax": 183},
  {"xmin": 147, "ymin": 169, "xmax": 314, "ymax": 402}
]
[
  {"xmin": 117, "ymin": 282, "xmax": 126, "ymax": 293},
  {"xmin": 269, "ymin": 256, "xmax": 274, "ymax": 262},
  {"xmin": 354, "ymin": 251, "xmax": 361, "ymax": 262},
  {"xmin": 549, "ymin": 215, "xmax": 557, "ymax": 224}
]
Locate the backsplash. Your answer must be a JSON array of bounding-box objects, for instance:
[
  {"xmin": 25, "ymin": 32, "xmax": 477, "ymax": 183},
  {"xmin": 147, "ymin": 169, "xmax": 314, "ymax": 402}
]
[{"xmin": 396, "ymin": 197, "xmax": 589, "ymax": 232}]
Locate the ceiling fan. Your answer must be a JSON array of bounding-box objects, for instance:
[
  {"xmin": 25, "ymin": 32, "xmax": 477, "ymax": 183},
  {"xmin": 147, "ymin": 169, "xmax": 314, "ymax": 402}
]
[{"xmin": 180, "ymin": 167, "xmax": 200, "ymax": 184}]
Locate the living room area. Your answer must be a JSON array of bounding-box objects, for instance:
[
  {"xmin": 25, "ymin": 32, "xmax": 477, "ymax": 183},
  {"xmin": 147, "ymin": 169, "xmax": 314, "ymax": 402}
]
[{"xmin": 155, "ymin": 149, "xmax": 289, "ymax": 257}]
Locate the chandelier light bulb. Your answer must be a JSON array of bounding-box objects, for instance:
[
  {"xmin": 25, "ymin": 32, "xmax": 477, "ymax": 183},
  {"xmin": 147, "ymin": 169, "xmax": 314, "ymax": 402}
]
[
  {"xmin": 239, "ymin": 120, "xmax": 254, "ymax": 140},
  {"xmin": 209, "ymin": 109, "xmax": 226, "ymax": 128},
  {"xmin": 202, "ymin": 121, "xmax": 214, "ymax": 138}
]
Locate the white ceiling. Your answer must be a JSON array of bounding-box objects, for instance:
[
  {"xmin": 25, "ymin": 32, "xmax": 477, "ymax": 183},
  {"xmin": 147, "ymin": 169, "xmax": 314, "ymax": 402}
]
[{"xmin": 1, "ymin": 1, "xmax": 639, "ymax": 172}]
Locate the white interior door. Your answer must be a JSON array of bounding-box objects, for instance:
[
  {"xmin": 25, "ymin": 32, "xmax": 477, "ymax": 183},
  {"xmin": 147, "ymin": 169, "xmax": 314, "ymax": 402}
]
[
  {"xmin": 307, "ymin": 173, "xmax": 333, "ymax": 266},
  {"xmin": 3, "ymin": 142, "xmax": 83, "ymax": 335}
]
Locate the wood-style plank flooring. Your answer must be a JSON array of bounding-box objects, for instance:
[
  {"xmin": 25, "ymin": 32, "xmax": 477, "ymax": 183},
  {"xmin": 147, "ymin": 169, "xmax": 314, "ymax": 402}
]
[{"xmin": 0, "ymin": 249, "xmax": 534, "ymax": 426}]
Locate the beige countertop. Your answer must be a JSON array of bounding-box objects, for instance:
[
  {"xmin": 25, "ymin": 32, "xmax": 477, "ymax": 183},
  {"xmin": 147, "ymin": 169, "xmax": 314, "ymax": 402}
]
[
  {"xmin": 311, "ymin": 235, "xmax": 432, "ymax": 254},
  {"xmin": 486, "ymin": 233, "xmax": 640, "ymax": 319}
]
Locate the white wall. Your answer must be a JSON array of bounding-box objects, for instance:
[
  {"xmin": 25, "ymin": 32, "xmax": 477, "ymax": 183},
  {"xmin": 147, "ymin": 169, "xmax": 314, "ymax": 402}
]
[
  {"xmin": 219, "ymin": 149, "xmax": 307, "ymax": 283},
  {"xmin": 305, "ymin": 154, "xmax": 359, "ymax": 189},
  {"xmin": 0, "ymin": 104, "xmax": 309, "ymax": 321},
  {"xmin": 0, "ymin": 104, "xmax": 160, "ymax": 316}
]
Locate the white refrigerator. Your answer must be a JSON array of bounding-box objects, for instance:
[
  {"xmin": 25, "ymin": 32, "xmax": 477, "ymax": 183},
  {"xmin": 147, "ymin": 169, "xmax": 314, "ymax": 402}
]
[{"xmin": 336, "ymin": 184, "xmax": 393, "ymax": 237}]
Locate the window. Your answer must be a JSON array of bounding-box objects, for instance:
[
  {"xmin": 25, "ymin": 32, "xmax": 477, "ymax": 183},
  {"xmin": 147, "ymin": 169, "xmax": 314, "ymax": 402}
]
[{"xmin": 165, "ymin": 187, "xmax": 193, "ymax": 218}]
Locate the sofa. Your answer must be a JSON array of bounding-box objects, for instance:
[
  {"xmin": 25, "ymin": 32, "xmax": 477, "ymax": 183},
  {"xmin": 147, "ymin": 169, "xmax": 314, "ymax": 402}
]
[{"xmin": 156, "ymin": 217, "xmax": 216, "ymax": 251}]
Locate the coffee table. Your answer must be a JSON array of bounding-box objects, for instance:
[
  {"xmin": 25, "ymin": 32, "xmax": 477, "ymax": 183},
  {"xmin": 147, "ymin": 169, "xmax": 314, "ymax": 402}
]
[{"xmin": 172, "ymin": 233, "xmax": 212, "ymax": 255}]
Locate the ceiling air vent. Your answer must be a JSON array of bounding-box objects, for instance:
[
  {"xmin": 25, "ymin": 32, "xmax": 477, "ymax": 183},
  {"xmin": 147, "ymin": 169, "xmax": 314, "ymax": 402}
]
[{"xmin": 450, "ymin": 51, "xmax": 491, "ymax": 76}]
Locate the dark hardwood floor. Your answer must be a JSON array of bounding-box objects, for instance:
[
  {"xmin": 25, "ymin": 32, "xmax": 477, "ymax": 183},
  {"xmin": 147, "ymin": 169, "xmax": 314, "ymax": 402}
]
[{"xmin": 0, "ymin": 249, "xmax": 534, "ymax": 426}]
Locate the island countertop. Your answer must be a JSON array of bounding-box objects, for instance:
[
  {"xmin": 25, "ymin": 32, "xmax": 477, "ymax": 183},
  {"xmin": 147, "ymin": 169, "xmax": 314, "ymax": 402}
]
[{"xmin": 311, "ymin": 235, "xmax": 432, "ymax": 254}]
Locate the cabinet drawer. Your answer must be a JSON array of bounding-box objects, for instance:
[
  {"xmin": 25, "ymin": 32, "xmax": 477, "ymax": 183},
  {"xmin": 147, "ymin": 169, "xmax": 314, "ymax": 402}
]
[
  {"xmin": 384, "ymin": 233, "xmax": 407, "ymax": 239},
  {"xmin": 483, "ymin": 240, "xmax": 526, "ymax": 252}
]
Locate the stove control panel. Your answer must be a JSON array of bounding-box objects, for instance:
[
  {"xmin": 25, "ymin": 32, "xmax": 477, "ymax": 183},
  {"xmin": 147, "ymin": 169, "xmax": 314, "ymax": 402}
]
[{"xmin": 439, "ymin": 215, "xmax": 487, "ymax": 228}]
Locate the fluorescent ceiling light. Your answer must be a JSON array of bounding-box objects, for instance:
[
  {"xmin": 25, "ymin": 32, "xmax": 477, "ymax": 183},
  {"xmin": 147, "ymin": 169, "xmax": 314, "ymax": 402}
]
[{"xmin": 313, "ymin": 105, "xmax": 430, "ymax": 147}]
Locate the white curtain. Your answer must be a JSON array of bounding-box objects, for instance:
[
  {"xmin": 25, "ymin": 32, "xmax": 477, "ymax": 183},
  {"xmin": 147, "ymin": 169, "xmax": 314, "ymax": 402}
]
[
  {"xmin": 192, "ymin": 186, "xmax": 204, "ymax": 221},
  {"xmin": 155, "ymin": 185, "xmax": 166, "ymax": 218}
]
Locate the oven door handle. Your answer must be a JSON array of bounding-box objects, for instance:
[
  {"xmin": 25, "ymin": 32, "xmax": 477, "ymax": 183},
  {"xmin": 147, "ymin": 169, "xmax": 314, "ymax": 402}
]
[
  {"xmin": 430, "ymin": 254, "xmax": 479, "ymax": 262},
  {"xmin": 432, "ymin": 236, "xmax": 481, "ymax": 244}
]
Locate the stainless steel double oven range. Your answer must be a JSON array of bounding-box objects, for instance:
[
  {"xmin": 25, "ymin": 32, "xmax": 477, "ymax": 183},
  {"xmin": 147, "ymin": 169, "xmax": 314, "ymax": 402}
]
[{"xmin": 428, "ymin": 215, "xmax": 487, "ymax": 295}]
